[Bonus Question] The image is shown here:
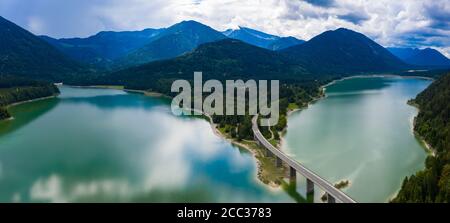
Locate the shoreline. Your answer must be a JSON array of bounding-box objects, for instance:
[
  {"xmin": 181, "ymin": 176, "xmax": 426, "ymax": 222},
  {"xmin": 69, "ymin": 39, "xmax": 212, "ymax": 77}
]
[
  {"xmin": 407, "ymin": 101, "xmax": 436, "ymax": 156},
  {"xmin": 65, "ymin": 85, "xmax": 284, "ymax": 189},
  {"xmin": 63, "ymin": 75, "xmax": 436, "ymax": 195},
  {"xmin": 188, "ymin": 109, "xmax": 283, "ymax": 189},
  {"xmin": 6, "ymin": 95, "xmax": 58, "ymax": 109},
  {"xmin": 322, "ymin": 74, "xmax": 434, "ymax": 90},
  {"xmin": 0, "ymin": 94, "xmax": 58, "ymax": 122},
  {"xmin": 281, "ymin": 74, "xmax": 435, "ymax": 202},
  {"xmin": 66, "ymin": 85, "xmax": 172, "ymax": 99}
]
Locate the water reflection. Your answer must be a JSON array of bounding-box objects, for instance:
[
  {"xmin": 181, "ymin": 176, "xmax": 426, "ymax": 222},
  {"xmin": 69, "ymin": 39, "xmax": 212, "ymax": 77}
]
[
  {"xmin": 284, "ymin": 77, "xmax": 431, "ymax": 202},
  {"xmin": 0, "ymin": 98, "xmax": 59, "ymax": 136},
  {"xmin": 0, "ymin": 86, "xmax": 293, "ymax": 203}
]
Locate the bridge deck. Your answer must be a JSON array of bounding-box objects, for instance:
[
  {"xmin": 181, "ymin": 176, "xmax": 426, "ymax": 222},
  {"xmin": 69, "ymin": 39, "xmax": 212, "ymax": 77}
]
[{"xmin": 252, "ymin": 116, "xmax": 356, "ymax": 203}]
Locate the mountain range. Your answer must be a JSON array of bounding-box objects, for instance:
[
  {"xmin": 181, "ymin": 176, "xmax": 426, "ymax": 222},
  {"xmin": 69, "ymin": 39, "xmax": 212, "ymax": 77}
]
[
  {"xmin": 42, "ymin": 20, "xmax": 227, "ymax": 69},
  {"xmin": 41, "ymin": 28, "xmax": 163, "ymax": 66},
  {"xmin": 115, "ymin": 21, "xmax": 227, "ymax": 68},
  {"xmin": 388, "ymin": 47, "xmax": 450, "ymax": 67},
  {"xmin": 1, "ymin": 15, "xmax": 449, "ymax": 85},
  {"xmin": 104, "ymin": 39, "xmax": 310, "ymax": 93},
  {"xmin": 222, "ymin": 26, "xmax": 304, "ymax": 50}
]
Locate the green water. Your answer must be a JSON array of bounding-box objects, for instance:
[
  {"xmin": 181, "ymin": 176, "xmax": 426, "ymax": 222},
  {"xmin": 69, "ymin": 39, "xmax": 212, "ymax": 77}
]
[
  {"xmin": 283, "ymin": 77, "xmax": 432, "ymax": 202},
  {"xmin": 0, "ymin": 77, "xmax": 432, "ymax": 203},
  {"xmin": 0, "ymin": 86, "xmax": 294, "ymax": 202}
]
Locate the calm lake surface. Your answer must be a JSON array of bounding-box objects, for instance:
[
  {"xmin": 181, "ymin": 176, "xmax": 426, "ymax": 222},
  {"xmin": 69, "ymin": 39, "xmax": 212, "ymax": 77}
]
[
  {"xmin": 0, "ymin": 86, "xmax": 293, "ymax": 202},
  {"xmin": 283, "ymin": 77, "xmax": 432, "ymax": 202},
  {"xmin": 0, "ymin": 76, "xmax": 431, "ymax": 203}
]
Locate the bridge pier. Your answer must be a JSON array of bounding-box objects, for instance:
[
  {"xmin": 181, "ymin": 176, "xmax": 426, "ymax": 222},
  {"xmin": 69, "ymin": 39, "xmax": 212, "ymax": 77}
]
[
  {"xmin": 327, "ymin": 194, "xmax": 336, "ymax": 203},
  {"xmin": 266, "ymin": 148, "xmax": 273, "ymax": 157},
  {"xmin": 276, "ymin": 157, "xmax": 283, "ymax": 168},
  {"xmin": 306, "ymin": 178, "xmax": 314, "ymax": 195},
  {"xmin": 289, "ymin": 166, "xmax": 296, "ymax": 181},
  {"xmin": 251, "ymin": 115, "xmax": 356, "ymax": 203}
]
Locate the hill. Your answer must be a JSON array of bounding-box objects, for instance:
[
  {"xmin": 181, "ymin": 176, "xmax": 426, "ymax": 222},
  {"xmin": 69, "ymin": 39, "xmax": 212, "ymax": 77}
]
[
  {"xmin": 116, "ymin": 21, "xmax": 227, "ymax": 68},
  {"xmin": 103, "ymin": 39, "xmax": 311, "ymax": 93},
  {"xmin": 281, "ymin": 28, "xmax": 408, "ymax": 75},
  {"xmin": 388, "ymin": 47, "xmax": 450, "ymax": 67},
  {"xmin": 268, "ymin": 37, "xmax": 304, "ymax": 50},
  {"xmin": 0, "ymin": 16, "xmax": 84, "ymax": 81},
  {"xmin": 223, "ymin": 27, "xmax": 304, "ymax": 50},
  {"xmin": 387, "ymin": 47, "xmax": 421, "ymax": 61},
  {"xmin": 41, "ymin": 28, "xmax": 163, "ymax": 66},
  {"xmin": 407, "ymin": 48, "xmax": 450, "ymax": 67}
]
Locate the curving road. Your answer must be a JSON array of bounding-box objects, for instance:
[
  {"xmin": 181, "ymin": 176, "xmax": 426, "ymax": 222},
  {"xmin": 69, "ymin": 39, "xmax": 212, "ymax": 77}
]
[{"xmin": 252, "ymin": 115, "xmax": 357, "ymax": 203}]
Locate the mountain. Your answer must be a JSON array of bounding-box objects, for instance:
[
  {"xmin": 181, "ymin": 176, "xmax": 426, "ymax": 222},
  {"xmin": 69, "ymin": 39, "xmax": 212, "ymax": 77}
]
[
  {"xmin": 281, "ymin": 28, "xmax": 407, "ymax": 74},
  {"xmin": 0, "ymin": 16, "xmax": 83, "ymax": 81},
  {"xmin": 268, "ymin": 37, "xmax": 305, "ymax": 50},
  {"xmin": 116, "ymin": 20, "xmax": 227, "ymax": 68},
  {"xmin": 387, "ymin": 47, "xmax": 421, "ymax": 61},
  {"xmin": 223, "ymin": 26, "xmax": 279, "ymax": 49},
  {"xmin": 407, "ymin": 48, "xmax": 450, "ymax": 67},
  {"xmin": 222, "ymin": 27, "xmax": 304, "ymax": 50},
  {"xmin": 104, "ymin": 39, "xmax": 310, "ymax": 93},
  {"xmin": 41, "ymin": 28, "xmax": 163, "ymax": 66},
  {"xmin": 393, "ymin": 72, "xmax": 450, "ymax": 203},
  {"xmin": 388, "ymin": 47, "xmax": 450, "ymax": 67}
]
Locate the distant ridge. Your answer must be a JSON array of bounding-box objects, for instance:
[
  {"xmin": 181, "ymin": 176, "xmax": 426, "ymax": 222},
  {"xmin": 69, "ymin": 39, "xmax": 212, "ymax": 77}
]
[
  {"xmin": 0, "ymin": 16, "xmax": 84, "ymax": 81},
  {"xmin": 104, "ymin": 39, "xmax": 311, "ymax": 92},
  {"xmin": 282, "ymin": 28, "xmax": 407, "ymax": 75},
  {"xmin": 115, "ymin": 20, "xmax": 227, "ymax": 68},
  {"xmin": 41, "ymin": 28, "xmax": 163, "ymax": 66},
  {"xmin": 222, "ymin": 26, "xmax": 304, "ymax": 50},
  {"xmin": 388, "ymin": 47, "xmax": 450, "ymax": 67}
]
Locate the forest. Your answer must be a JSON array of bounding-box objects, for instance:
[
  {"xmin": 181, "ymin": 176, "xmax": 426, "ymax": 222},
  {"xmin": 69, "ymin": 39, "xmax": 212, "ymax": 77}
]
[
  {"xmin": 393, "ymin": 73, "xmax": 450, "ymax": 202},
  {"xmin": 0, "ymin": 76, "xmax": 60, "ymax": 120},
  {"xmin": 210, "ymin": 80, "xmax": 325, "ymax": 144}
]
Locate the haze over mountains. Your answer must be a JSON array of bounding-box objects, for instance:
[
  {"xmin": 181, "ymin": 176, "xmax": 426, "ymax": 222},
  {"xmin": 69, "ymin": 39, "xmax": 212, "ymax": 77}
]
[
  {"xmin": 0, "ymin": 16, "xmax": 84, "ymax": 81},
  {"xmin": 1, "ymin": 15, "xmax": 449, "ymax": 86},
  {"xmin": 41, "ymin": 28, "xmax": 163, "ymax": 66},
  {"xmin": 222, "ymin": 26, "xmax": 305, "ymax": 50},
  {"xmin": 388, "ymin": 47, "xmax": 450, "ymax": 67}
]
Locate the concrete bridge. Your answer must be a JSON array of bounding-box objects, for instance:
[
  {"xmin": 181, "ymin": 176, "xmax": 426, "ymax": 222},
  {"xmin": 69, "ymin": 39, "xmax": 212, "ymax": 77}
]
[{"xmin": 252, "ymin": 116, "xmax": 357, "ymax": 203}]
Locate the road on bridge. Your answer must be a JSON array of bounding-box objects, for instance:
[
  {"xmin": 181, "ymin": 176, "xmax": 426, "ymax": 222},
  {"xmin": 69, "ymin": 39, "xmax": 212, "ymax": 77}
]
[{"xmin": 252, "ymin": 115, "xmax": 356, "ymax": 203}]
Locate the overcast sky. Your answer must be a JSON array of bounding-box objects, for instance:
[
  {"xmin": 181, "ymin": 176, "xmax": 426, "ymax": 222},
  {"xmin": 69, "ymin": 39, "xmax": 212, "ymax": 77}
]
[{"xmin": 0, "ymin": 0, "xmax": 449, "ymax": 56}]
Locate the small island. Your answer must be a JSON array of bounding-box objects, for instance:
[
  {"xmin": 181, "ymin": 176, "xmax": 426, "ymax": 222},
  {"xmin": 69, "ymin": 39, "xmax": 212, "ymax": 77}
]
[{"xmin": 321, "ymin": 180, "xmax": 351, "ymax": 202}]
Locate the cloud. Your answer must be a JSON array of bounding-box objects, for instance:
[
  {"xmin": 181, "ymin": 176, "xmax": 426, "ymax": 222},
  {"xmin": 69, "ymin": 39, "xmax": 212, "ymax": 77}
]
[
  {"xmin": 0, "ymin": 0, "xmax": 448, "ymax": 56},
  {"xmin": 304, "ymin": 0, "xmax": 335, "ymax": 8},
  {"xmin": 338, "ymin": 12, "xmax": 370, "ymax": 25},
  {"xmin": 425, "ymin": 2, "xmax": 450, "ymax": 30}
]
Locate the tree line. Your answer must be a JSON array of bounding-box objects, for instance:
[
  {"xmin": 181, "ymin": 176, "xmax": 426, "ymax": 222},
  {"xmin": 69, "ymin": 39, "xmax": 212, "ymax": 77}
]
[
  {"xmin": 0, "ymin": 76, "xmax": 59, "ymax": 120},
  {"xmin": 393, "ymin": 73, "xmax": 450, "ymax": 203}
]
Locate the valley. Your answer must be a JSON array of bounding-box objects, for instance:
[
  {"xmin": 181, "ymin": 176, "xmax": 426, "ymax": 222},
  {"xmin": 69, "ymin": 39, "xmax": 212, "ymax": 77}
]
[{"xmin": 0, "ymin": 14, "xmax": 449, "ymax": 203}]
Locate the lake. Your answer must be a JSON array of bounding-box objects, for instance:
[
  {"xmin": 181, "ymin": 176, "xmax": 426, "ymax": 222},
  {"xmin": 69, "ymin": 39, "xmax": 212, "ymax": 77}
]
[
  {"xmin": 0, "ymin": 86, "xmax": 292, "ymax": 202},
  {"xmin": 283, "ymin": 76, "xmax": 432, "ymax": 202},
  {"xmin": 0, "ymin": 76, "xmax": 431, "ymax": 203}
]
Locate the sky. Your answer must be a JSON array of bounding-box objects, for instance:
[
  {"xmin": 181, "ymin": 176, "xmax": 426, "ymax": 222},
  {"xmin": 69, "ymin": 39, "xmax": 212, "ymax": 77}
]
[{"xmin": 0, "ymin": 0, "xmax": 449, "ymax": 56}]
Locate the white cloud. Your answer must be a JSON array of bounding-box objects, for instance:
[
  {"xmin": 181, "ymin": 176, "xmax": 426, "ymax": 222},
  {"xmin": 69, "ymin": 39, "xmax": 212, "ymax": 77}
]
[{"xmin": 0, "ymin": 0, "xmax": 448, "ymax": 55}]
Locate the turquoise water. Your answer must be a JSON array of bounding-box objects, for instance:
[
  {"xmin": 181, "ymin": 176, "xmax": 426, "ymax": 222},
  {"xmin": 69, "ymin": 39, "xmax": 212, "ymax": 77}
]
[
  {"xmin": 283, "ymin": 77, "xmax": 432, "ymax": 202},
  {"xmin": 0, "ymin": 77, "xmax": 432, "ymax": 203},
  {"xmin": 0, "ymin": 86, "xmax": 293, "ymax": 202}
]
